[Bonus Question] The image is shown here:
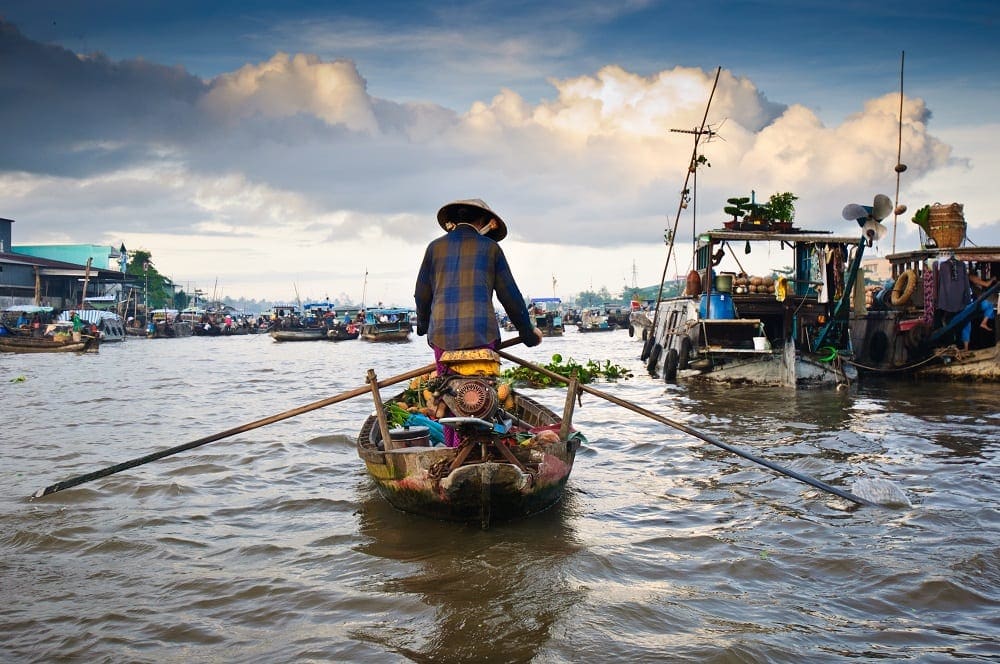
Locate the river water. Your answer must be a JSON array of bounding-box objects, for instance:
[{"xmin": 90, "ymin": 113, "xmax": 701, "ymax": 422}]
[{"xmin": 1, "ymin": 330, "xmax": 997, "ymax": 662}]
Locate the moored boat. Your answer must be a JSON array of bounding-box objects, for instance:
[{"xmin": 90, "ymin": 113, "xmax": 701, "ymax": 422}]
[
  {"xmin": 356, "ymin": 350, "xmax": 582, "ymax": 526},
  {"xmin": 642, "ymin": 220, "xmax": 868, "ymax": 387},
  {"xmin": 850, "ymin": 222, "xmax": 999, "ymax": 381}
]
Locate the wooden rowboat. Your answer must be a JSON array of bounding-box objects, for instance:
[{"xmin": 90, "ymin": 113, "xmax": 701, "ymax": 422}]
[
  {"xmin": 357, "ymin": 362, "xmax": 582, "ymax": 527},
  {"xmin": 0, "ymin": 334, "xmax": 98, "ymax": 353},
  {"xmin": 269, "ymin": 328, "xmax": 327, "ymax": 342}
]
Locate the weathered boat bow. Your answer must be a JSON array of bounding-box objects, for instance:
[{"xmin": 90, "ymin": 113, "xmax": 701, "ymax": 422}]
[{"xmin": 357, "ymin": 352, "xmax": 582, "ymax": 526}]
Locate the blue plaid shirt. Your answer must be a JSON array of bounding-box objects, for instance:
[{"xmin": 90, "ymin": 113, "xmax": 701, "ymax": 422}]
[{"xmin": 414, "ymin": 225, "xmax": 534, "ymax": 350}]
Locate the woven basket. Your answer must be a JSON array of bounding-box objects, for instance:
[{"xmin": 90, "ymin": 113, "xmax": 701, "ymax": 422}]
[{"xmin": 927, "ymin": 203, "xmax": 966, "ymax": 248}]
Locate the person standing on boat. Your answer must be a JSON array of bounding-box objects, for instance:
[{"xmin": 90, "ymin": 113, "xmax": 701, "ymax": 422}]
[
  {"xmin": 415, "ymin": 198, "xmax": 541, "ymax": 353},
  {"xmin": 415, "ymin": 199, "xmax": 542, "ymax": 443}
]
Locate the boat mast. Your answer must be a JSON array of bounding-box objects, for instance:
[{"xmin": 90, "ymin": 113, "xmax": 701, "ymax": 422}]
[
  {"xmin": 891, "ymin": 51, "xmax": 906, "ymax": 254},
  {"xmin": 648, "ymin": 66, "xmax": 722, "ymax": 335}
]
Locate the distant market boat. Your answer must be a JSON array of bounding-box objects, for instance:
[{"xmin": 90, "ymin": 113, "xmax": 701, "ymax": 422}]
[
  {"xmin": 269, "ymin": 327, "xmax": 327, "ymax": 342},
  {"xmin": 359, "ymin": 308, "xmax": 412, "ymax": 342},
  {"xmin": 0, "ymin": 319, "xmax": 99, "ymax": 353},
  {"xmin": 57, "ymin": 309, "xmax": 127, "ymax": 342},
  {"xmin": 528, "ymin": 298, "xmax": 564, "ymax": 337}
]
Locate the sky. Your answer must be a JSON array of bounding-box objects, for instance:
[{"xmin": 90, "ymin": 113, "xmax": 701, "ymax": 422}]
[{"xmin": 1, "ymin": 1, "xmax": 998, "ymax": 305}]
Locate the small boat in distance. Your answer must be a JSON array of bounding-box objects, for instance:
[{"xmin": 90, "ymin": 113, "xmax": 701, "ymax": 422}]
[
  {"xmin": 0, "ymin": 319, "xmax": 99, "ymax": 353},
  {"xmin": 576, "ymin": 307, "xmax": 618, "ymax": 332},
  {"xmin": 528, "ymin": 297, "xmax": 564, "ymax": 336},
  {"xmin": 359, "ymin": 307, "xmax": 412, "ymax": 342},
  {"xmin": 57, "ymin": 309, "xmax": 127, "ymax": 342}
]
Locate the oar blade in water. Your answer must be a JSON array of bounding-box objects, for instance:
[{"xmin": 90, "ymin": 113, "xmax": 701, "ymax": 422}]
[{"xmin": 850, "ymin": 478, "xmax": 911, "ymax": 508}]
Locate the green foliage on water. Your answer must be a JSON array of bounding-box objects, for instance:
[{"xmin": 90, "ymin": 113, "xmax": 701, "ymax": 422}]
[{"xmin": 502, "ymin": 353, "xmax": 633, "ymax": 388}]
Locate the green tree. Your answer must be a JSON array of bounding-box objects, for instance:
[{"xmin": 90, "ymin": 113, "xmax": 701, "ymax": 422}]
[{"xmin": 127, "ymin": 250, "xmax": 172, "ymax": 310}]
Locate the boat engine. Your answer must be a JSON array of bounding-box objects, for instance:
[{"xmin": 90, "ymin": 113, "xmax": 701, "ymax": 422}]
[{"xmin": 438, "ymin": 376, "xmax": 499, "ymax": 422}]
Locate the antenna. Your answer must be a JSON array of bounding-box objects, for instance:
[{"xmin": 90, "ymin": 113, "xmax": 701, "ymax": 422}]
[
  {"xmin": 891, "ymin": 51, "xmax": 906, "ymax": 253},
  {"xmin": 648, "ymin": 66, "xmax": 722, "ymax": 335}
]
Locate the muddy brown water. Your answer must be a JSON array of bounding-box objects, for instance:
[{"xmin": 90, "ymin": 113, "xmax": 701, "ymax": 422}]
[{"xmin": 1, "ymin": 331, "xmax": 997, "ymax": 662}]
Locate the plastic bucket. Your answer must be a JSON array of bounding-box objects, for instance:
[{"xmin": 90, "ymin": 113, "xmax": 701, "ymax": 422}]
[
  {"xmin": 699, "ymin": 293, "xmax": 736, "ymax": 319},
  {"xmin": 389, "ymin": 425, "xmax": 430, "ymax": 448},
  {"xmin": 752, "ymin": 337, "xmax": 770, "ymax": 351}
]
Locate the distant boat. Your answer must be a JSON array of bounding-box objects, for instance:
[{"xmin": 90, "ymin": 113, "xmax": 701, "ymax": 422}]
[
  {"xmin": 528, "ymin": 298, "xmax": 564, "ymax": 336},
  {"xmin": 576, "ymin": 307, "xmax": 617, "ymax": 332},
  {"xmin": 269, "ymin": 327, "xmax": 327, "ymax": 342},
  {"xmin": 360, "ymin": 308, "xmax": 412, "ymax": 342},
  {"xmin": 0, "ymin": 319, "xmax": 99, "ymax": 353},
  {"xmin": 57, "ymin": 309, "xmax": 127, "ymax": 342}
]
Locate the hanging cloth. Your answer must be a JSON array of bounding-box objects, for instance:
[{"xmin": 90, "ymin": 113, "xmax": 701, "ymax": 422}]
[
  {"xmin": 936, "ymin": 257, "xmax": 971, "ymax": 313},
  {"xmin": 817, "ymin": 246, "xmax": 829, "ymax": 304},
  {"xmin": 922, "ymin": 262, "xmax": 935, "ymax": 324}
]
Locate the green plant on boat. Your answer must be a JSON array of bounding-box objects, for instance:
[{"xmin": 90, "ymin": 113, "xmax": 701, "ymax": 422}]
[{"xmin": 501, "ymin": 353, "xmax": 633, "ymax": 388}]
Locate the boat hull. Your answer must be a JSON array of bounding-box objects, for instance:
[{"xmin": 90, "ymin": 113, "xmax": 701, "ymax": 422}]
[
  {"xmin": 269, "ymin": 329, "xmax": 327, "ymax": 342},
  {"xmin": 357, "ymin": 393, "xmax": 579, "ymax": 525},
  {"xmin": 0, "ymin": 336, "xmax": 98, "ymax": 353}
]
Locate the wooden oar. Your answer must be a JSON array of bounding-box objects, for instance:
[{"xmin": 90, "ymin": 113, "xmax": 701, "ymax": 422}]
[
  {"xmin": 31, "ymin": 363, "xmax": 431, "ymax": 498},
  {"xmin": 33, "ymin": 337, "xmax": 526, "ymax": 499},
  {"xmin": 497, "ymin": 349, "xmax": 877, "ymax": 507}
]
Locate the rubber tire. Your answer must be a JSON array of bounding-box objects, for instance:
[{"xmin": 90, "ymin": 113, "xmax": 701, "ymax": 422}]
[
  {"xmin": 646, "ymin": 342, "xmax": 662, "ymax": 374},
  {"xmin": 641, "ymin": 336, "xmax": 653, "ymax": 361},
  {"xmin": 628, "ymin": 324, "xmax": 635, "ymax": 338},
  {"xmin": 663, "ymin": 348, "xmax": 679, "ymax": 381},
  {"xmin": 868, "ymin": 330, "xmax": 889, "ymax": 364},
  {"xmin": 890, "ymin": 269, "xmax": 918, "ymax": 307},
  {"xmin": 678, "ymin": 337, "xmax": 692, "ymax": 370}
]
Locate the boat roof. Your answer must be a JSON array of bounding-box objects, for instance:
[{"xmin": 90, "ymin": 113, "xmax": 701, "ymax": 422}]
[
  {"xmin": 698, "ymin": 229, "xmax": 864, "ymax": 244},
  {"xmin": 58, "ymin": 310, "xmax": 123, "ymax": 323},
  {"xmin": 367, "ymin": 307, "xmax": 412, "ymax": 314},
  {"xmin": 4, "ymin": 305, "xmax": 54, "ymax": 313},
  {"xmin": 886, "ymin": 245, "xmax": 1000, "ymax": 264}
]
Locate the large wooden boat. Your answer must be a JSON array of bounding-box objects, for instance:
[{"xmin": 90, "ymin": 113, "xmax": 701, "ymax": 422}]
[
  {"xmin": 641, "ymin": 225, "xmax": 867, "ymax": 387},
  {"xmin": 850, "ymin": 242, "xmax": 999, "ymax": 381},
  {"xmin": 357, "ymin": 353, "xmax": 582, "ymax": 526},
  {"xmin": 360, "ymin": 308, "xmax": 412, "ymax": 342}
]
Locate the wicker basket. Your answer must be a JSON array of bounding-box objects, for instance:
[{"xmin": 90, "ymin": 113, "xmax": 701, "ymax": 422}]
[{"xmin": 927, "ymin": 203, "xmax": 966, "ymax": 248}]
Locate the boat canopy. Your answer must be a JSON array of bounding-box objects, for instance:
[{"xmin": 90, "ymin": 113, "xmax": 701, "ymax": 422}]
[
  {"xmin": 58, "ymin": 310, "xmax": 123, "ymax": 324},
  {"xmin": 3, "ymin": 305, "xmax": 54, "ymax": 313}
]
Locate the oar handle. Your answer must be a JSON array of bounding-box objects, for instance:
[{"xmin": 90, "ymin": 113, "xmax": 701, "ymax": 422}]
[{"xmin": 497, "ymin": 348, "xmax": 877, "ymax": 508}]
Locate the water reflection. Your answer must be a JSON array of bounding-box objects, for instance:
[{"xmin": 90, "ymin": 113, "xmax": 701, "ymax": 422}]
[{"xmin": 352, "ymin": 487, "xmax": 584, "ymax": 662}]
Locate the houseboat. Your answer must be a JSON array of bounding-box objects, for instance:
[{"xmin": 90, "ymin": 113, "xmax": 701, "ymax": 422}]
[
  {"xmin": 640, "ymin": 221, "xmax": 869, "ymax": 387},
  {"xmin": 850, "ymin": 204, "xmax": 998, "ymax": 380}
]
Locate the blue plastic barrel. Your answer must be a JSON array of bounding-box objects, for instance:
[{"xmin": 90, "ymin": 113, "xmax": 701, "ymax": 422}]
[{"xmin": 699, "ymin": 293, "xmax": 736, "ymax": 319}]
